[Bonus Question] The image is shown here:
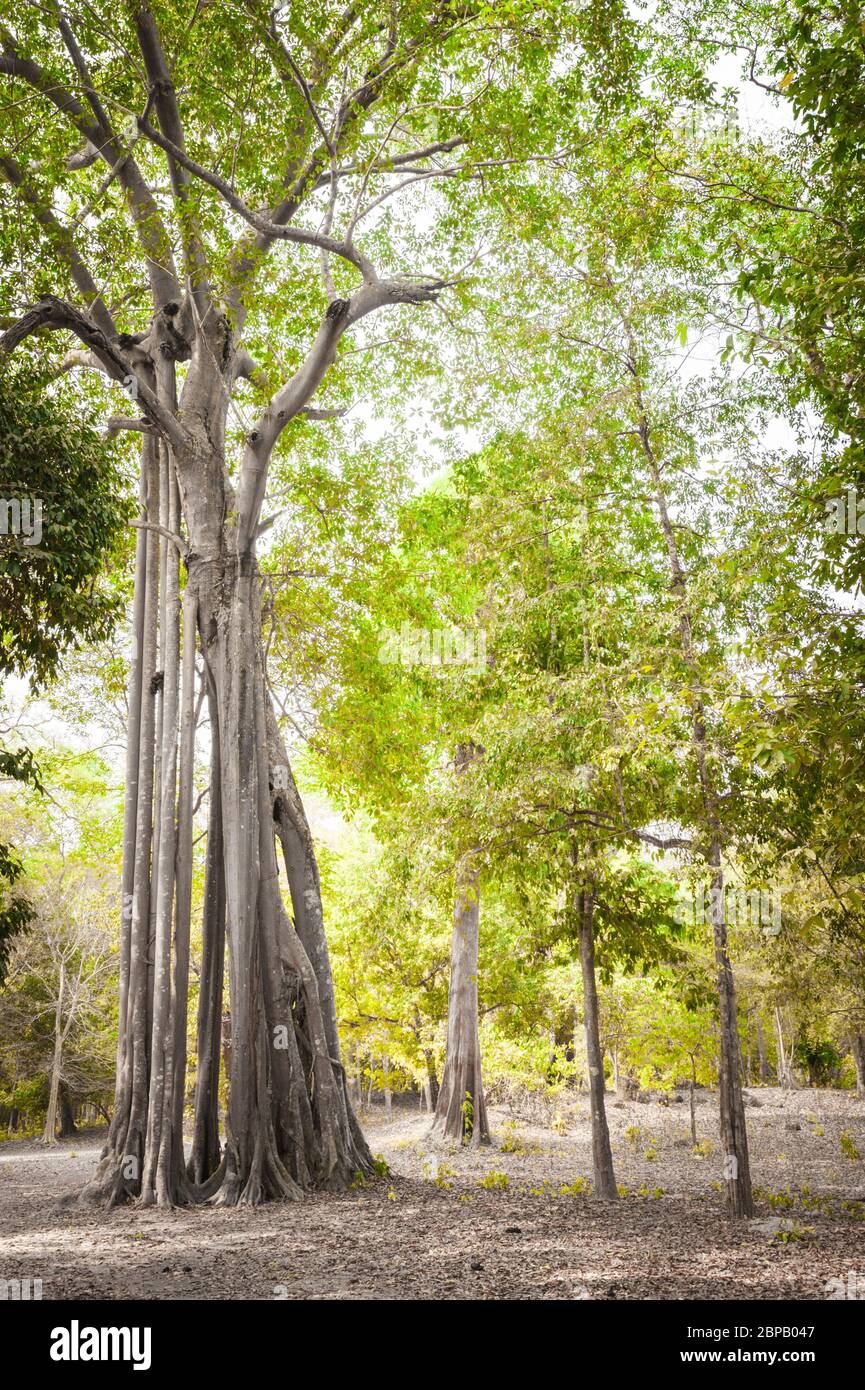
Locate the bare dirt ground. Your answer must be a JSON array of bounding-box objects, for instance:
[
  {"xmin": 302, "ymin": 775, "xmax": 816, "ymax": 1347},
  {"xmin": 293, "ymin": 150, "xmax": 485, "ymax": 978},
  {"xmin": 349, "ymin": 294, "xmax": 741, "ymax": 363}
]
[{"xmin": 1, "ymin": 1086, "xmax": 863, "ymax": 1300}]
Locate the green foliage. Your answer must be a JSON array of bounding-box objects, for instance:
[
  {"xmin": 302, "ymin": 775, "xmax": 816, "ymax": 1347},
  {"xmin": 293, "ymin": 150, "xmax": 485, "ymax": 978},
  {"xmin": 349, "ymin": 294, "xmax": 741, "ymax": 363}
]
[
  {"xmin": 774, "ymin": 1223, "xmax": 815, "ymax": 1245},
  {"xmin": 559, "ymin": 1176, "xmax": 593, "ymax": 1196},
  {"xmin": 839, "ymin": 1130, "xmax": 861, "ymax": 1162},
  {"xmin": 795, "ymin": 1037, "xmax": 842, "ymax": 1085},
  {"xmin": 0, "ymin": 361, "xmax": 131, "ymax": 685},
  {"xmin": 477, "ymin": 1169, "xmax": 509, "ymax": 1191},
  {"xmin": 0, "ymin": 838, "xmax": 32, "ymax": 987}
]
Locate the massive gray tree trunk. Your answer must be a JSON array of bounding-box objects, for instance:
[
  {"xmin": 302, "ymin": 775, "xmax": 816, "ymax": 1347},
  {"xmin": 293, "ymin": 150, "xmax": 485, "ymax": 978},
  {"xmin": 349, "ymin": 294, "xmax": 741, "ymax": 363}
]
[{"xmin": 83, "ymin": 338, "xmax": 373, "ymax": 1204}]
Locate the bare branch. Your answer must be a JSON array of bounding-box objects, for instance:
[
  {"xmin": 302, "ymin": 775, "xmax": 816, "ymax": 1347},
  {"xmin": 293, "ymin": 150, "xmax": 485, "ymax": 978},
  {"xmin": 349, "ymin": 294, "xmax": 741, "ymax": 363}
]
[
  {"xmin": 232, "ymin": 273, "xmax": 445, "ymax": 551},
  {"xmin": 129, "ymin": 518, "xmax": 187, "ymax": 558},
  {"xmin": 105, "ymin": 416, "xmax": 153, "ymax": 437},
  {"xmin": 302, "ymin": 404, "xmax": 351, "ymax": 420},
  {"xmin": 133, "ymin": 112, "xmax": 376, "ymax": 280},
  {"xmin": 232, "ymin": 348, "xmax": 272, "ymax": 393},
  {"xmin": 224, "ymin": 2, "xmax": 465, "ymax": 320},
  {"xmin": 133, "ymin": 5, "xmax": 210, "ymax": 301},
  {"xmin": 66, "ymin": 140, "xmax": 99, "ymax": 170}
]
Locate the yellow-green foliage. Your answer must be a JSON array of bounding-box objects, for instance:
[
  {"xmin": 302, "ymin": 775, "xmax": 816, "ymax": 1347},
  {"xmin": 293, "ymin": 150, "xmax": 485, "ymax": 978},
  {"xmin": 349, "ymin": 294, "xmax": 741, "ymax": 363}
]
[
  {"xmin": 774, "ymin": 1223, "xmax": 815, "ymax": 1244},
  {"xmin": 499, "ymin": 1121, "xmax": 539, "ymax": 1155},
  {"xmin": 422, "ymin": 1159, "xmax": 457, "ymax": 1190},
  {"xmin": 350, "ymin": 1155, "xmax": 388, "ymax": 1191},
  {"xmin": 840, "ymin": 1130, "xmax": 861, "ymax": 1161},
  {"xmin": 477, "ymin": 1169, "xmax": 510, "ymax": 1191},
  {"xmin": 559, "ymin": 1176, "xmax": 592, "ymax": 1196},
  {"xmin": 766, "ymin": 1186, "xmax": 795, "ymax": 1210}
]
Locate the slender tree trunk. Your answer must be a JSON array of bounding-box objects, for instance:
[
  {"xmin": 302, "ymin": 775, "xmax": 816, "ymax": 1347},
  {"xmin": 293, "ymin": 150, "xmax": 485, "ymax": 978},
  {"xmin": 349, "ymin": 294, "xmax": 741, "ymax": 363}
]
[
  {"xmin": 634, "ymin": 374, "xmax": 753, "ymax": 1219},
  {"xmin": 160, "ymin": 574, "xmax": 197, "ymax": 1200},
  {"xmin": 147, "ymin": 446, "xmax": 169, "ymax": 1063},
  {"xmin": 852, "ymin": 1033, "xmax": 865, "ymax": 1099},
  {"xmin": 383, "ymin": 1051, "xmax": 392, "ymax": 1115},
  {"xmin": 574, "ymin": 859, "xmax": 617, "ymax": 1199},
  {"xmin": 58, "ymin": 1084, "xmax": 78, "ymax": 1139},
  {"xmin": 85, "ymin": 437, "xmax": 160, "ymax": 1204},
  {"xmin": 755, "ymin": 1012, "xmax": 771, "ymax": 1082},
  {"xmin": 189, "ymin": 678, "xmax": 225, "ymax": 1185},
  {"xmin": 775, "ymin": 1007, "xmax": 792, "ymax": 1088},
  {"xmin": 412, "ymin": 1006, "xmax": 439, "ymax": 1109},
  {"xmin": 708, "ymin": 857, "xmax": 754, "ymax": 1217},
  {"xmin": 116, "ymin": 457, "xmax": 148, "ymax": 1074},
  {"xmin": 42, "ymin": 961, "xmax": 65, "ymax": 1146},
  {"xmin": 424, "ymin": 1053, "xmax": 439, "ymax": 1109},
  {"xmin": 689, "ymin": 1066, "xmax": 698, "ymax": 1147},
  {"xmin": 141, "ymin": 461, "xmax": 181, "ymax": 1205},
  {"xmin": 431, "ymin": 856, "xmax": 490, "ymax": 1146}
]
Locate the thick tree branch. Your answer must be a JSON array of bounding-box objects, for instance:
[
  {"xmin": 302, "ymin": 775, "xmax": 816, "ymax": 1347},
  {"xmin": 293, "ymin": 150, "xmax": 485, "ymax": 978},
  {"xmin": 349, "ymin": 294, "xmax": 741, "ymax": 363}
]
[
  {"xmin": 0, "ymin": 41, "xmax": 178, "ymax": 304},
  {"xmin": 233, "ymin": 273, "xmax": 445, "ymax": 550},
  {"xmin": 224, "ymin": 3, "xmax": 465, "ymax": 320},
  {"xmin": 134, "ymin": 113, "xmax": 376, "ymax": 280},
  {"xmin": 0, "ymin": 155, "xmax": 115, "ymax": 336},
  {"xmin": 106, "ymin": 416, "xmax": 153, "ymax": 437},
  {"xmin": 133, "ymin": 5, "xmax": 210, "ymax": 303},
  {"xmin": 0, "ymin": 296, "xmax": 186, "ymax": 451}
]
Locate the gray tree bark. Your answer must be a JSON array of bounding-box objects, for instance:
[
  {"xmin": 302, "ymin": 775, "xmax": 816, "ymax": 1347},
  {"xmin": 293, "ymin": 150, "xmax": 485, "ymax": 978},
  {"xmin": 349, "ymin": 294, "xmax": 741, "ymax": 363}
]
[
  {"xmin": 432, "ymin": 742, "xmax": 490, "ymax": 1146},
  {"xmin": 431, "ymin": 854, "xmax": 490, "ymax": 1145},
  {"xmin": 573, "ymin": 848, "xmax": 617, "ymax": 1199}
]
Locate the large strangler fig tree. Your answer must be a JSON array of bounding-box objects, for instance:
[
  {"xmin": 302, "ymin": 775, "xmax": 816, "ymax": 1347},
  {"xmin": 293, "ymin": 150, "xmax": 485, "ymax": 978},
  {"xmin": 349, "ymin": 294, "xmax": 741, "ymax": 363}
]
[{"xmin": 0, "ymin": 0, "xmax": 579, "ymax": 1205}]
